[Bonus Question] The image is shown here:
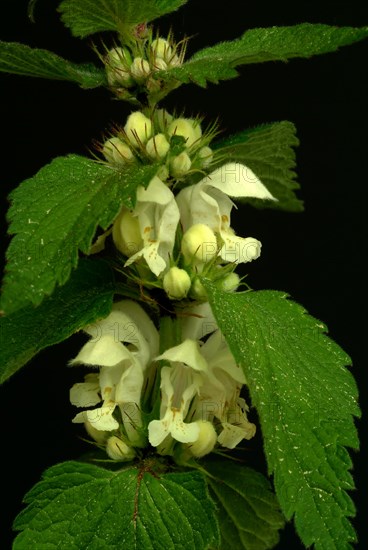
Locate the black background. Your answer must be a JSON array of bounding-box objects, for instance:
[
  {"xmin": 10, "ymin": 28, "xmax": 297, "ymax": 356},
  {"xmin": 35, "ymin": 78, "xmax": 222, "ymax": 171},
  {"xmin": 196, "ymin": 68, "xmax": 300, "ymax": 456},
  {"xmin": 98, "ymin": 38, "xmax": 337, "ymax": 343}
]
[{"xmin": 0, "ymin": 1, "xmax": 367, "ymax": 548}]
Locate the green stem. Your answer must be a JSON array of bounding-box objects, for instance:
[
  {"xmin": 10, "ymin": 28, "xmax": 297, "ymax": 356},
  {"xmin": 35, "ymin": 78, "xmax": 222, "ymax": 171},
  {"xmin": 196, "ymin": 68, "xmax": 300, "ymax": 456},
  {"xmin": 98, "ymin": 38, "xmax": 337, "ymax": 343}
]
[{"xmin": 159, "ymin": 315, "xmax": 182, "ymax": 353}]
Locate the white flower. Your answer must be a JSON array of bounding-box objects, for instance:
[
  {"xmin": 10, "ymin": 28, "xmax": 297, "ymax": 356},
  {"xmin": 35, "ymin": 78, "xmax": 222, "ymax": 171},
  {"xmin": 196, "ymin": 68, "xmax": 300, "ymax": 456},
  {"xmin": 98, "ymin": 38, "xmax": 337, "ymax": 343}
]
[
  {"xmin": 176, "ymin": 162, "xmax": 276, "ymax": 264},
  {"xmin": 124, "ymin": 176, "xmax": 180, "ymax": 276},
  {"xmin": 181, "ymin": 304, "xmax": 255, "ymax": 449},
  {"xmin": 148, "ymin": 365, "xmax": 202, "ymax": 447},
  {"xmin": 70, "ymin": 301, "xmax": 159, "ymax": 444},
  {"xmin": 148, "ymin": 305, "xmax": 255, "ymax": 453},
  {"xmin": 194, "ymin": 330, "xmax": 256, "ymax": 448},
  {"xmin": 148, "ymin": 339, "xmax": 208, "ymax": 447}
]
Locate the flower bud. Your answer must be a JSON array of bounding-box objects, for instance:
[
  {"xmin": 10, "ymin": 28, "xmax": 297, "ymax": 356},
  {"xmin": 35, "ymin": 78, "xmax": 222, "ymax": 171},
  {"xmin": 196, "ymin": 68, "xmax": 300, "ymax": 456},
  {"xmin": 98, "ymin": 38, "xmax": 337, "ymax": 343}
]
[
  {"xmin": 130, "ymin": 57, "xmax": 151, "ymax": 80},
  {"xmin": 112, "ymin": 208, "xmax": 143, "ymax": 257},
  {"xmin": 105, "ymin": 47, "xmax": 133, "ymax": 87},
  {"xmin": 124, "ymin": 111, "xmax": 152, "ymax": 146},
  {"xmin": 198, "ymin": 146, "xmax": 213, "ymax": 168},
  {"xmin": 146, "ymin": 133, "xmax": 170, "ymax": 159},
  {"xmin": 170, "ymin": 152, "xmax": 192, "ymax": 178},
  {"xmin": 169, "ymin": 54, "xmax": 181, "ymax": 67},
  {"xmin": 106, "ymin": 436, "xmax": 136, "ymax": 461},
  {"xmin": 84, "ymin": 421, "xmax": 109, "ymax": 445},
  {"xmin": 190, "ymin": 277, "xmax": 207, "ymax": 300},
  {"xmin": 181, "ymin": 223, "xmax": 218, "ymax": 263},
  {"xmin": 102, "ymin": 137, "xmax": 134, "ymax": 164},
  {"xmin": 153, "ymin": 58, "xmax": 168, "ymax": 71},
  {"xmin": 156, "ymin": 165, "xmax": 169, "ymax": 181},
  {"xmin": 151, "ymin": 38, "xmax": 173, "ymax": 60},
  {"xmin": 168, "ymin": 118, "xmax": 202, "ymax": 148},
  {"xmin": 163, "ymin": 267, "xmax": 191, "ymax": 300},
  {"xmin": 221, "ymin": 272, "xmax": 240, "ymax": 292},
  {"xmin": 188, "ymin": 421, "xmax": 217, "ymax": 457}
]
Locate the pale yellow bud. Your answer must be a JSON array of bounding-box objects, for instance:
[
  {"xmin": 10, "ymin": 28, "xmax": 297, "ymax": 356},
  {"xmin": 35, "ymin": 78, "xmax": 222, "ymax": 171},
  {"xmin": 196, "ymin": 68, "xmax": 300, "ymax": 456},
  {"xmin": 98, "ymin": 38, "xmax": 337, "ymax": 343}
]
[
  {"xmin": 130, "ymin": 57, "xmax": 151, "ymax": 80},
  {"xmin": 102, "ymin": 137, "xmax": 134, "ymax": 164},
  {"xmin": 181, "ymin": 223, "xmax": 218, "ymax": 263},
  {"xmin": 153, "ymin": 58, "xmax": 168, "ymax": 71},
  {"xmin": 221, "ymin": 272, "xmax": 240, "ymax": 292},
  {"xmin": 168, "ymin": 118, "xmax": 202, "ymax": 148},
  {"xmin": 151, "ymin": 38, "xmax": 173, "ymax": 60},
  {"xmin": 169, "ymin": 54, "xmax": 181, "ymax": 67},
  {"xmin": 106, "ymin": 47, "xmax": 133, "ymax": 87},
  {"xmin": 106, "ymin": 436, "xmax": 136, "ymax": 461},
  {"xmin": 163, "ymin": 267, "xmax": 191, "ymax": 300},
  {"xmin": 198, "ymin": 146, "xmax": 213, "ymax": 168},
  {"xmin": 170, "ymin": 152, "xmax": 192, "ymax": 178},
  {"xmin": 84, "ymin": 421, "xmax": 109, "ymax": 445},
  {"xmin": 188, "ymin": 421, "xmax": 217, "ymax": 457},
  {"xmin": 156, "ymin": 165, "xmax": 169, "ymax": 181},
  {"xmin": 190, "ymin": 277, "xmax": 207, "ymax": 300},
  {"xmin": 124, "ymin": 111, "xmax": 152, "ymax": 146},
  {"xmin": 146, "ymin": 133, "xmax": 170, "ymax": 159},
  {"xmin": 112, "ymin": 208, "xmax": 143, "ymax": 257}
]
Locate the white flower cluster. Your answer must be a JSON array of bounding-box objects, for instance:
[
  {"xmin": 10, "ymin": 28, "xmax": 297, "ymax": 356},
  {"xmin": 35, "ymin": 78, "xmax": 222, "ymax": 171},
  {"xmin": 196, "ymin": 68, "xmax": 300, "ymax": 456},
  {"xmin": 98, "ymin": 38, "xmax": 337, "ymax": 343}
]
[
  {"xmin": 70, "ymin": 301, "xmax": 256, "ymax": 462},
  {"xmin": 104, "ymin": 110, "xmax": 275, "ymax": 299},
  {"xmin": 105, "ymin": 37, "xmax": 182, "ymax": 91},
  {"xmin": 77, "ymin": 106, "xmax": 276, "ymax": 464}
]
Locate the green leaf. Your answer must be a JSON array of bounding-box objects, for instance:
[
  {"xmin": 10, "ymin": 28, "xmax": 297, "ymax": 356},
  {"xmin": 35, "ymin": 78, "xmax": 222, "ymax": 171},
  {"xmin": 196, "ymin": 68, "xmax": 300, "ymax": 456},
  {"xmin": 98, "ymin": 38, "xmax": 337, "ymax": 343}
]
[
  {"xmin": 158, "ymin": 24, "xmax": 368, "ymax": 87},
  {"xmin": 1, "ymin": 155, "xmax": 157, "ymax": 315},
  {"xmin": 13, "ymin": 460, "xmax": 219, "ymax": 549},
  {"xmin": 59, "ymin": 0, "xmax": 188, "ymax": 39},
  {"xmin": 203, "ymin": 282, "xmax": 360, "ymax": 550},
  {"xmin": 0, "ymin": 41, "xmax": 106, "ymax": 88},
  {"xmin": 213, "ymin": 122, "xmax": 302, "ymax": 212},
  {"xmin": 202, "ymin": 458, "xmax": 285, "ymax": 549},
  {"xmin": 0, "ymin": 259, "xmax": 114, "ymax": 384}
]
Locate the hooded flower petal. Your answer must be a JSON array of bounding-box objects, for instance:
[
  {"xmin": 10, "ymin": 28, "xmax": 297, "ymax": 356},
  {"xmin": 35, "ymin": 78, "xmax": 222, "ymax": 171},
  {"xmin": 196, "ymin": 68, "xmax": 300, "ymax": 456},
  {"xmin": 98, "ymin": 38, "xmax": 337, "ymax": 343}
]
[
  {"xmin": 113, "ymin": 301, "xmax": 159, "ymax": 356},
  {"xmin": 70, "ymin": 335, "xmax": 133, "ymax": 367},
  {"xmin": 201, "ymin": 330, "xmax": 246, "ymax": 384},
  {"xmin": 181, "ymin": 302, "xmax": 217, "ymax": 341},
  {"xmin": 156, "ymin": 339, "xmax": 208, "ymax": 372},
  {"xmin": 124, "ymin": 176, "xmax": 180, "ymax": 276},
  {"xmin": 201, "ymin": 162, "xmax": 276, "ymax": 200},
  {"xmin": 74, "ymin": 301, "xmax": 158, "ymax": 369}
]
